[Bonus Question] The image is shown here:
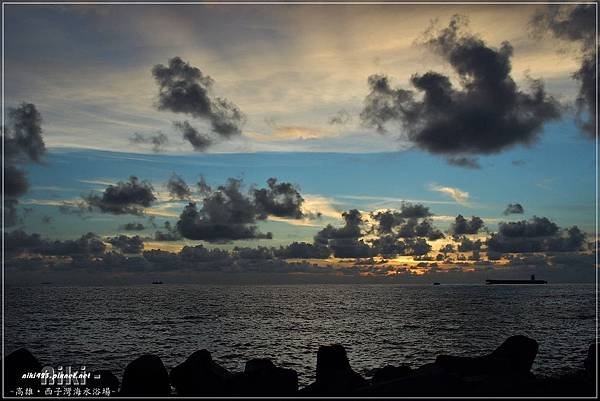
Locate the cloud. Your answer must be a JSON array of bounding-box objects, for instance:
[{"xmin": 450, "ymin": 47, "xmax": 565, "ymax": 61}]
[
  {"xmin": 361, "ymin": 15, "xmax": 561, "ymax": 155},
  {"xmin": 121, "ymin": 222, "xmax": 146, "ymax": 231},
  {"xmin": 530, "ymin": 5, "xmax": 596, "ymax": 137},
  {"xmin": 449, "ymin": 214, "xmax": 485, "ymax": 235},
  {"xmin": 3, "ymin": 103, "xmax": 46, "ymax": 226},
  {"xmin": 175, "ymin": 178, "xmax": 270, "ymax": 242},
  {"xmin": 487, "ymin": 216, "xmax": 585, "ymax": 253},
  {"xmin": 166, "ymin": 173, "xmax": 192, "ymax": 200},
  {"xmin": 82, "ymin": 176, "xmax": 156, "ymax": 215},
  {"xmin": 152, "ymin": 56, "xmax": 245, "ymax": 139},
  {"xmin": 314, "ymin": 209, "xmax": 370, "ymax": 258},
  {"xmin": 429, "ymin": 183, "xmax": 470, "ymax": 205},
  {"xmin": 370, "ymin": 206, "xmax": 442, "ymax": 240},
  {"xmin": 253, "ymin": 178, "xmax": 306, "ymax": 219},
  {"xmin": 329, "ymin": 109, "xmax": 351, "ymax": 125},
  {"xmin": 129, "ymin": 132, "xmax": 169, "ymax": 152},
  {"xmin": 5, "ymin": 230, "xmax": 106, "ymax": 256},
  {"xmin": 456, "ymin": 236, "xmax": 483, "ymax": 252},
  {"xmin": 446, "ymin": 156, "xmax": 481, "ymax": 169},
  {"xmin": 107, "ymin": 235, "xmax": 144, "ymax": 253},
  {"xmin": 274, "ymin": 242, "xmax": 331, "ymax": 259},
  {"xmin": 315, "ymin": 205, "xmax": 443, "ymax": 258},
  {"xmin": 154, "ymin": 221, "xmax": 182, "ymax": 241},
  {"xmin": 173, "ymin": 120, "xmax": 213, "ymax": 152},
  {"xmin": 503, "ymin": 203, "xmax": 525, "ymax": 215}
]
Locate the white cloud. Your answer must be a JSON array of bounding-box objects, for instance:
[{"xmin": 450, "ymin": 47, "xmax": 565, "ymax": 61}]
[{"xmin": 428, "ymin": 183, "xmax": 471, "ymax": 206}]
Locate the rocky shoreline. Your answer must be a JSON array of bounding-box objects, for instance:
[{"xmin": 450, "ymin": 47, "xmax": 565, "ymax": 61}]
[{"xmin": 4, "ymin": 335, "xmax": 597, "ymax": 397}]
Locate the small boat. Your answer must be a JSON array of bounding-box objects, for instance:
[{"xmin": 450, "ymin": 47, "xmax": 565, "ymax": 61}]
[
  {"xmin": 486, "ymin": 275, "xmax": 547, "ymax": 285},
  {"xmin": 433, "ymin": 282, "xmax": 441, "ymax": 286},
  {"xmin": 152, "ymin": 281, "xmax": 163, "ymax": 285}
]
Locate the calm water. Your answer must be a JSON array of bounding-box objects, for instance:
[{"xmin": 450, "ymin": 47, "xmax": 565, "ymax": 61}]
[{"xmin": 4, "ymin": 284, "xmax": 596, "ymax": 385}]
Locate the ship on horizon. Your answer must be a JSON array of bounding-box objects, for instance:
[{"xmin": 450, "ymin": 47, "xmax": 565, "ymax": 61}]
[{"xmin": 486, "ymin": 275, "xmax": 547, "ymax": 285}]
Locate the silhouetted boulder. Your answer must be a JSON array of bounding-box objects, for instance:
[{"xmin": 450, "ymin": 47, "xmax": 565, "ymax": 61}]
[
  {"xmin": 170, "ymin": 349, "xmax": 231, "ymax": 396},
  {"xmin": 489, "ymin": 335, "xmax": 538, "ymax": 374},
  {"xmin": 372, "ymin": 365, "xmax": 412, "ymax": 385},
  {"xmin": 300, "ymin": 344, "xmax": 367, "ymax": 395},
  {"xmin": 89, "ymin": 370, "xmax": 119, "ymax": 395},
  {"xmin": 120, "ymin": 354, "xmax": 170, "ymax": 396},
  {"xmin": 3, "ymin": 348, "xmax": 42, "ymax": 395},
  {"xmin": 584, "ymin": 343, "xmax": 596, "ymax": 379},
  {"xmin": 227, "ymin": 358, "xmax": 298, "ymax": 396},
  {"xmin": 360, "ymin": 362, "xmax": 466, "ymax": 396},
  {"xmin": 436, "ymin": 335, "xmax": 538, "ymax": 377}
]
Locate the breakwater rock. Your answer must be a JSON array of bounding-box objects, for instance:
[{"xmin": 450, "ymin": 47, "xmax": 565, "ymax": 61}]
[{"xmin": 3, "ymin": 335, "xmax": 596, "ymax": 397}]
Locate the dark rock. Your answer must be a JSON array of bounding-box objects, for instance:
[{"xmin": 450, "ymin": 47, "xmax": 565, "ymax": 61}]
[
  {"xmin": 300, "ymin": 344, "xmax": 367, "ymax": 395},
  {"xmin": 436, "ymin": 335, "xmax": 538, "ymax": 377},
  {"xmin": 170, "ymin": 349, "xmax": 231, "ymax": 396},
  {"xmin": 584, "ymin": 343, "xmax": 596, "ymax": 378},
  {"xmin": 3, "ymin": 348, "xmax": 42, "ymax": 395},
  {"xmin": 227, "ymin": 358, "xmax": 298, "ymax": 396},
  {"xmin": 358, "ymin": 369, "xmax": 463, "ymax": 397},
  {"xmin": 489, "ymin": 335, "xmax": 538, "ymax": 375},
  {"xmin": 120, "ymin": 354, "xmax": 170, "ymax": 396},
  {"xmin": 89, "ymin": 370, "xmax": 119, "ymax": 395},
  {"xmin": 372, "ymin": 365, "xmax": 412, "ymax": 385}
]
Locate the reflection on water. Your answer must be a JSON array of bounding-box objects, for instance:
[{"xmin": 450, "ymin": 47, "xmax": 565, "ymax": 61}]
[{"xmin": 5, "ymin": 283, "xmax": 595, "ymax": 385}]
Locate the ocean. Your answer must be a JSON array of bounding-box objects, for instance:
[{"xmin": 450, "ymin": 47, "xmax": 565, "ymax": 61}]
[{"xmin": 4, "ymin": 283, "xmax": 596, "ymax": 385}]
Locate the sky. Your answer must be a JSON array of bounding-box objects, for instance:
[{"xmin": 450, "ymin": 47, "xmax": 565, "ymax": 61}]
[{"xmin": 2, "ymin": 2, "xmax": 597, "ymax": 284}]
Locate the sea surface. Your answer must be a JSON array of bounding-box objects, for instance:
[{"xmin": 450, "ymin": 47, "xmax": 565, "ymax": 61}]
[{"xmin": 4, "ymin": 283, "xmax": 596, "ymax": 385}]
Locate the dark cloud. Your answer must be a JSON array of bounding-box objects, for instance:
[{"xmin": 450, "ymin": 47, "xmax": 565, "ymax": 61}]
[
  {"xmin": 371, "ymin": 204, "xmax": 442, "ymax": 240},
  {"xmin": 173, "ymin": 121, "xmax": 212, "ymax": 152},
  {"xmin": 82, "ymin": 176, "xmax": 156, "ymax": 215},
  {"xmin": 58, "ymin": 201, "xmax": 89, "ymax": 218},
  {"xmin": 5, "ymin": 103, "xmax": 46, "ymax": 163},
  {"xmin": 371, "ymin": 203, "xmax": 432, "ymax": 235},
  {"xmin": 107, "ymin": 235, "xmax": 144, "ymax": 254},
  {"xmin": 487, "ymin": 217, "xmax": 585, "ymax": 253},
  {"xmin": 166, "ymin": 173, "xmax": 192, "ymax": 200},
  {"xmin": 399, "ymin": 202, "xmax": 432, "ymax": 218},
  {"xmin": 314, "ymin": 209, "xmax": 370, "ymax": 258},
  {"xmin": 4, "ymin": 164, "xmax": 30, "ymax": 199},
  {"xmin": 5, "ymin": 230, "xmax": 106, "ymax": 256},
  {"xmin": 275, "ymin": 242, "xmax": 331, "ymax": 259},
  {"xmin": 315, "ymin": 209, "xmax": 363, "ymax": 243},
  {"xmin": 3, "ymin": 103, "xmax": 46, "ymax": 226},
  {"xmin": 361, "ymin": 15, "xmax": 561, "ymax": 155},
  {"xmin": 175, "ymin": 178, "xmax": 270, "ymax": 242},
  {"xmin": 530, "ymin": 5, "xmax": 597, "ymax": 137},
  {"xmin": 446, "ymin": 156, "xmax": 481, "ymax": 169},
  {"xmin": 450, "ymin": 214, "xmax": 485, "ymax": 235},
  {"xmin": 403, "ymin": 238, "xmax": 432, "ymax": 256},
  {"xmin": 456, "ymin": 236, "xmax": 483, "ymax": 252},
  {"xmin": 397, "ymin": 218, "xmax": 444, "ymax": 240},
  {"xmin": 329, "ymin": 109, "xmax": 351, "ymax": 125},
  {"xmin": 129, "ymin": 132, "xmax": 168, "ymax": 153},
  {"xmin": 154, "ymin": 221, "xmax": 182, "ymax": 241},
  {"xmin": 197, "ymin": 175, "xmax": 212, "ymax": 196},
  {"xmin": 152, "ymin": 57, "xmax": 245, "ymax": 139},
  {"xmin": 253, "ymin": 178, "xmax": 305, "ymax": 219},
  {"xmin": 121, "ymin": 222, "xmax": 145, "ymax": 231},
  {"xmin": 503, "ymin": 203, "xmax": 525, "ymax": 215},
  {"xmin": 498, "ymin": 216, "xmax": 558, "ymax": 238}
]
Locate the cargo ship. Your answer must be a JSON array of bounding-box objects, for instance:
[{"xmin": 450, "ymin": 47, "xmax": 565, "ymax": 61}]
[{"xmin": 486, "ymin": 275, "xmax": 547, "ymax": 285}]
